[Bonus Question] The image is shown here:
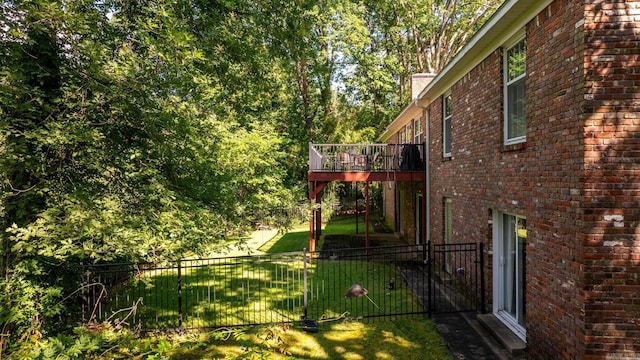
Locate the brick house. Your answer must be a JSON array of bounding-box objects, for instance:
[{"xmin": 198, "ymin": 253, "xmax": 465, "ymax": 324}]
[
  {"xmin": 382, "ymin": 0, "xmax": 640, "ymax": 358},
  {"xmin": 379, "ymin": 74, "xmax": 434, "ymax": 244}
]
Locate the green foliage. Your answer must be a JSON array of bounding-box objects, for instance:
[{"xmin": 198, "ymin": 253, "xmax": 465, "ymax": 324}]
[
  {"xmin": 6, "ymin": 324, "xmax": 179, "ymax": 360},
  {"xmin": 0, "ymin": 0, "xmax": 303, "ymax": 355}
]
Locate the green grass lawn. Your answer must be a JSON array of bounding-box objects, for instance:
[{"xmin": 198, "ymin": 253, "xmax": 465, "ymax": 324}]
[
  {"xmin": 163, "ymin": 318, "xmax": 453, "ymax": 360},
  {"xmin": 259, "ymin": 225, "xmax": 310, "ymax": 253},
  {"xmin": 95, "ymin": 317, "xmax": 452, "ymax": 359},
  {"xmin": 101, "ymin": 252, "xmax": 423, "ymax": 330},
  {"xmin": 260, "ymin": 215, "xmax": 374, "ymax": 254}
]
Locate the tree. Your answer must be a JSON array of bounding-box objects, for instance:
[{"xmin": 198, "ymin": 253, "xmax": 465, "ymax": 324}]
[
  {"xmin": 0, "ymin": 0, "xmax": 301, "ymax": 352},
  {"xmin": 328, "ymin": 0, "xmax": 502, "ymax": 138}
]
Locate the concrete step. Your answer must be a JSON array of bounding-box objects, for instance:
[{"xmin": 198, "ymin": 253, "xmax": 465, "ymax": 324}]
[{"xmin": 477, "ymin": 314, "xmax": 527, "ymax": 358}]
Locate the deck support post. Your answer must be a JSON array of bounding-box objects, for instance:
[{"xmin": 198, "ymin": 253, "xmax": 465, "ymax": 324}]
[
  {"xmin": 365, "ymin": 181, "xmax": 370, "ymax": 249},
  {"xmin": 315, "ymin": 195, "xmax": 321, "ymax": 251},
  {"xmin": 309, "ymin": 182, "xmax": 314, "ymax": 252},
  {"xmin": 309, "ymin": 180, "xmax": 328, "ymax": 252}
]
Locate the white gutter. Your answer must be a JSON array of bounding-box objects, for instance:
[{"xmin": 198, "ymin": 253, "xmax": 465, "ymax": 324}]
[{"xmin": 414, "ymin": 99, "xmax": 430, "ymax": 245}]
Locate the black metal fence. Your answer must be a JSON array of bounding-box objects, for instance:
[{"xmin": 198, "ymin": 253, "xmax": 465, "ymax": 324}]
[
  {"xmin": 79, "ymin": 243, "xmax": 483, "ymax": 331},
  {"xmin": 428, "ymin": 242, "xmax": 485, "ymax": 314},
  {"xmin": 81, "ymin": 252, "xmax": 308, "ymax": 330}
]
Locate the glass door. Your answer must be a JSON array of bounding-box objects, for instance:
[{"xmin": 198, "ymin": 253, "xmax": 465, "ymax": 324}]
[
  {"xmin": 502, "ymin": 215, "xmax": 526, "ymax": 327},
  {"xmin": 494, "ymin": 212, "xmax": 527, "ymax": 339}
]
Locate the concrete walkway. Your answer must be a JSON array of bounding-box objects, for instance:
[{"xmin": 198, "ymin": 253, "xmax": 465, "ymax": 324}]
[
  {"xmin": 398, "ymin": 262, "xmax": 519, "ymax": 359},
  {"xmin": 434, "ymin": 312, "xmax": 514, "ymax": 360}
]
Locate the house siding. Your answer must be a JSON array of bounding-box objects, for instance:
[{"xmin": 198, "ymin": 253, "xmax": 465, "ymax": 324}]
[{"xmin": 426, "ymin": 0, "xmax": 640, "ymax": 358}]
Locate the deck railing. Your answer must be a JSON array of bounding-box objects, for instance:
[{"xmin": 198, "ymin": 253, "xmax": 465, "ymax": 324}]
[{"xmin": 309, "ymin": 143, "xmax": 425, "ymax": 172}]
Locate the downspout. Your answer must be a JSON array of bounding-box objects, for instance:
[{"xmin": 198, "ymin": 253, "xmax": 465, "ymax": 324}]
[{"xmin": 415, "ymin": 99, "xmax": 430, "ymax": 248}]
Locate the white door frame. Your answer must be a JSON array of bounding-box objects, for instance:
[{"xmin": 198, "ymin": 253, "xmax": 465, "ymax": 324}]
[{"xmin": 492, "ymin": 211, "xmax": 527, "ymax": 341}]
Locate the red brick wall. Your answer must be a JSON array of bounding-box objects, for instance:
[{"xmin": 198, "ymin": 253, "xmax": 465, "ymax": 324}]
[
  {"xmin": 398, "ymin": 181, "xmax": 422, "ymax": 244},
  {"xmin": 526, "ymin": 0, "xmax": 586, "ymax": 358},
  {"xmin": 582, "ymin": 0, "xmax": 640, "ymax": 358}
]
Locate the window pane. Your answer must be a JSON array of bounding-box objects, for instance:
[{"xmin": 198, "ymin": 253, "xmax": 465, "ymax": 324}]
[
  {"xmin": 517, "ymin": 218, "xmax": 527, "ymax": 327},
  {"xmin": 507, "ymin": 40, "xmax": 526, "ymax": 81},
  {"xmin": 503, "ymin": 215, "xmax": 516, "ymax": 316},
  {"xmin": 444, "ymin": 118, "xmax": 452, "ymax": 154},
  {"xmin": 444, "ymin": 94, "xmax": 452, "ymax": 117},
  {"xmin": 502, "ymin": 214, "xmax": 527, "ymax": 326},
  {"xmin": 507, "ymin": 78, "xmax": 526, "ymax": 139},
  {"xmin": 444, "ymin": 93, "xmax": 452, "ymax": 155}
]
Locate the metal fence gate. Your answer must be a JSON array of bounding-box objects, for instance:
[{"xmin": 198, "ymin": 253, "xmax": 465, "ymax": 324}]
[
  {"xmin": 79, "ymin": 242, "xmax": 484, "ymax": 331},
  {"xmin": 427, "ymin": 241, "xmax": 485, "ymax": 315}
]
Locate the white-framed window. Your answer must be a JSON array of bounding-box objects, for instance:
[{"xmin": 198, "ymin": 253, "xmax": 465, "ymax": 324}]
[
  {"xmin": 405, "ymin": 124, "xmax": 411, "ymax": 144},
  {"xmin": 413, "ymin": 117, "xmax": 423, "ymax": 144},
  {"xmin": 493, "ymin": 211, "xmax": 527, "ymax": 341},
  {"xmin": 399, "ymin": 129, "xmax": 406, "ymax": 144},
  {"xmin": 504, "ymin": 37, "xmax": 526, "ymax": 144},
  {"xmin": 443, "ymin": 92, "xmax": 452, "ymax": 157}
]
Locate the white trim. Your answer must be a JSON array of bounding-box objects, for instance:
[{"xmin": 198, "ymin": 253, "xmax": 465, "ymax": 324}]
[
  {"xmin": 503, "ymin": 36, "xmax": 527, "ymax": 145},
  {"xmin": 413, "ymin": 117, "xmax": 423, "ymax": 144},
  {"xmin": 443, "ymin": 92, "xmax": 452, "ymax": 157},
  {"xmin": 424, "ymin": 108, "xmax": 430, "ymax": 245},
  {"xmin": 496, "ymin": 311, "xmax": 527, "ymax": 341},
  {"xmin": 504, "ymin": 135, "xmax": 526, "ymax": 146}
]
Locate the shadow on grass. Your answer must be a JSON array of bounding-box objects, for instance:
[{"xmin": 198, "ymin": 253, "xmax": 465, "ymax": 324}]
[{"xmin": 165, "ymin": 319, "xmax": 453, "ymax": 360}]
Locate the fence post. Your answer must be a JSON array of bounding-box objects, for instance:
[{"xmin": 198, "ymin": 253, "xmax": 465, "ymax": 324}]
[
  {"xmin": 81, "ymin": 263, "xmax": 87, "ymax": 323},
  {"xmin": 178, "ymin": 260, "xmax": 183, "ymax": 329},
  {"xmin": 479, "ymin": 242, "xmax": 486, "ymax": 314},
  {"xmin": 427, "ymin": 240, "xmax": 432, "ymax": 317},
  {"xmin": 303, "ymin": 248, "xmax": 308, "ymax": 318}
]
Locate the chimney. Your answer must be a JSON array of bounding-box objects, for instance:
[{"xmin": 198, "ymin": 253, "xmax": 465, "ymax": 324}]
[{"xmin": 411, "ymin": 73, "xmax": 437, "ymax": 101}]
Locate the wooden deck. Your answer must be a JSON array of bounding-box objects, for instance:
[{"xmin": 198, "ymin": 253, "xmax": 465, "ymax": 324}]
[
  {"xmin": 307, "ymin": 142, "xmax": 427, "ymax": 252},
  {"xmin": 308, "ymin": 143, "xmax": 425, "ymax": 182}
]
